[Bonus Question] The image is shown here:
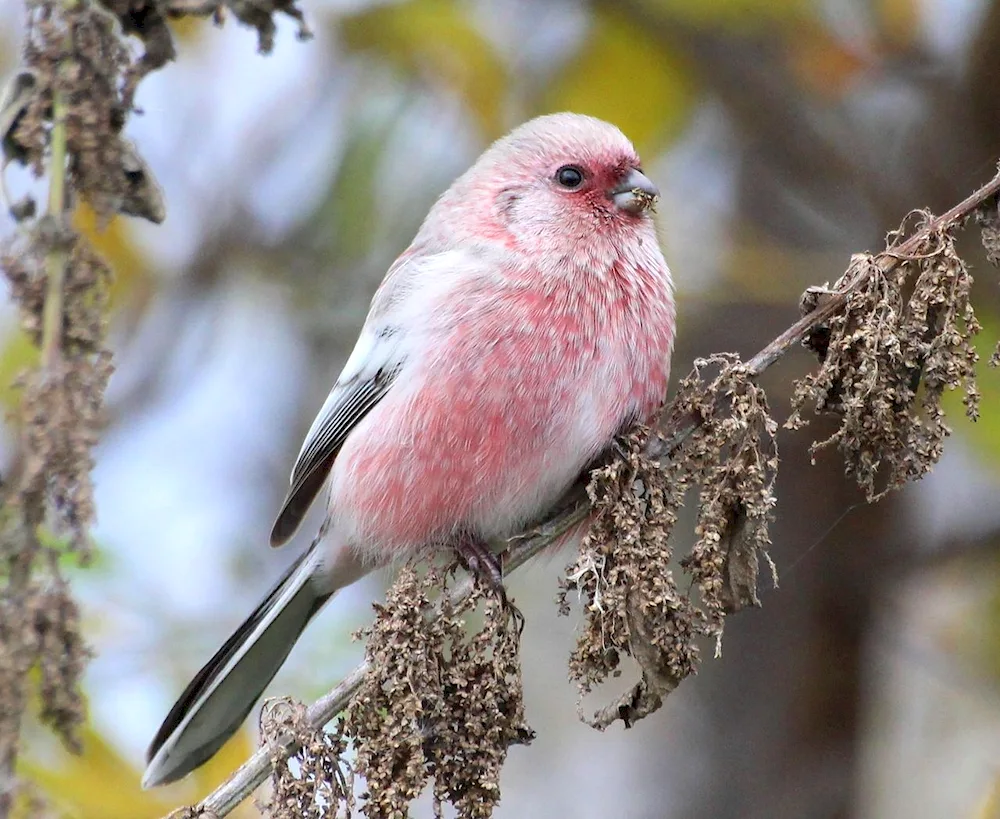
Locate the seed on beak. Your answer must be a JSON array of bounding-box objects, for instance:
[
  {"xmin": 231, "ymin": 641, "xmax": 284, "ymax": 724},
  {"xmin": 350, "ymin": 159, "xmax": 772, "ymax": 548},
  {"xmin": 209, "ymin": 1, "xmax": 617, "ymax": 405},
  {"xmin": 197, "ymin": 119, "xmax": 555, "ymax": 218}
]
[{"xmin": 609, "ymin": 168, "xmax": 660, "ymax": 214}]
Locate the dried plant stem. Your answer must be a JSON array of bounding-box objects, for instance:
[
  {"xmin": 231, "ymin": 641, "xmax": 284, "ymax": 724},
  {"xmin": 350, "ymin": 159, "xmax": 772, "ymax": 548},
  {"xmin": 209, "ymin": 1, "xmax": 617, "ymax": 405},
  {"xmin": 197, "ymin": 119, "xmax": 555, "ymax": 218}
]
[
  {"xmin": 0, "ymin": 90, "xmax": 72, "ymax": 819},
  {"xmin": 41, "ymin": 88, "xmax": 68, "ymax": 371},
  {"xmin": 176, "ymin": 164, "xmax": 1000, "ymax": 819},
  {"xmin": 645, "ymin": 165, "xmax": 1000, "ymax": 463}
]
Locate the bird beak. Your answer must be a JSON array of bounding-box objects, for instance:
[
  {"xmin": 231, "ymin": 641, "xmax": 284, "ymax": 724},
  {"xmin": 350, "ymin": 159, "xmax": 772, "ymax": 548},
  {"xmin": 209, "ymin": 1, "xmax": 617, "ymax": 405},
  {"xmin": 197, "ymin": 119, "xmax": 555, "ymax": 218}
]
[{"xmin": 609, "ymin": 168, "xmax": 659, "ymax": 214}]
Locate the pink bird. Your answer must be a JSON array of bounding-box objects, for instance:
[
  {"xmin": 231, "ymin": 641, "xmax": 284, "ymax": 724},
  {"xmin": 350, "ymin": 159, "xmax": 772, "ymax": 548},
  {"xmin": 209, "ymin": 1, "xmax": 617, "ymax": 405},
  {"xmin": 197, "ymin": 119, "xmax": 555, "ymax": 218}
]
[{"xmin": 143, "ymin": 112, "xmax": 675, "ymax": 788}]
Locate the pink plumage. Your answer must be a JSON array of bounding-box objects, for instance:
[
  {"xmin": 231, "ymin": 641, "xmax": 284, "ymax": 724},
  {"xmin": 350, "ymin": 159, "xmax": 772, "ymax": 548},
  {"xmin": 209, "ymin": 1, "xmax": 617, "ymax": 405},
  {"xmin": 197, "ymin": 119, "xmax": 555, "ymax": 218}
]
[
  {"xmin": 143, "ymin": 112, "xmax": 675, "ymax": 789},
  {"xmin": 324, "ymin": 112, "xmax": 675, "ymax": 571}
]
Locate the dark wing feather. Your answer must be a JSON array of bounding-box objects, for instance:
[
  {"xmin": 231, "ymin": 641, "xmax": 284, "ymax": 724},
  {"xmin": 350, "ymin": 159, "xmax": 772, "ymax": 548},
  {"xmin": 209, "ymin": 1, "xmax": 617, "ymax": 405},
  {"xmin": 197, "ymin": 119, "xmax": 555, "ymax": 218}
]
[{"xmin": 269, "ymin": 366, "xmax": 398, "ymax": 546}]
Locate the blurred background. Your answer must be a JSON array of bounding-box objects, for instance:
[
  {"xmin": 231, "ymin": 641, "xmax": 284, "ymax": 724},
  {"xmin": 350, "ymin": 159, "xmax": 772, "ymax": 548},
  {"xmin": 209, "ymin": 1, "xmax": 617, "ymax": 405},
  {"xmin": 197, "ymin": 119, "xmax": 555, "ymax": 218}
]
[{"xmin": 3, "ymin": 0, "xmax": 1000, "ymax": 816}]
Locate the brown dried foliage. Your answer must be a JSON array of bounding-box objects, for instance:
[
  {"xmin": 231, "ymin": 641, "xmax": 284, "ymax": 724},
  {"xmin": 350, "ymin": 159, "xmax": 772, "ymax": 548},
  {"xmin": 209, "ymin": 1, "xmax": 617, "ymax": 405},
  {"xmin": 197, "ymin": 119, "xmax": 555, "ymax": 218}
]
[
  {"xmin": 4, "ymin": 0, "xmax": 163, "ymax": 222},
  {"xmin": 258, "ymin": 698, "xmax": 354, "ymax": 819},
  {"xmin": 2, "ymin": 0, "xmax": 314, "ymax": 225},
  {"xmin": 549, "ymin": 196, "xmax": 998, "ymax": 742},
  {"xmin": 0, "ymin": 548, "xmax": 92, "ymax": 813},
  {"xmin": 31, "ymin": 578, "xmax": 90, "ymax": 747},
  {"xmin": 788, "ymin": 213, "xmax": 983, "ymax": 500},
  {"xmin": 558, "ymin": 356, "xmax": 778, "ymax": 729},
  {"xmin": 96, "ymin": 0, "xmax": 312, "ymax": 105},
  {"xmin": 5, "ymin": 235, "xmax": 113, "ymax": 547},
  {"xmin": 344, "ymin": 565, "xmax": 533, "ymax": 819},
  {"xmin": 978, "ymin": 197, "xmax": 1000, "ymax": 268},
  {"xmin": 0, "ymin": 225, "xmax": 109, "ymax": 793},
  {"xmin": 0, "ymin": 0, "xmax": 315, "ymax": 808}
]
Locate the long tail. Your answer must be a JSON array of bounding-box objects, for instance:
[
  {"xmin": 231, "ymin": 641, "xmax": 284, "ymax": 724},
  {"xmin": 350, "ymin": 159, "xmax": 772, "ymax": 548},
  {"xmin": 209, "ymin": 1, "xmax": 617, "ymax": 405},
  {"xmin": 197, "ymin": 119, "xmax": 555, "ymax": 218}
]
[{"xmin": 142, "ymin": 545, "xmax": 333, "ymax": 788}]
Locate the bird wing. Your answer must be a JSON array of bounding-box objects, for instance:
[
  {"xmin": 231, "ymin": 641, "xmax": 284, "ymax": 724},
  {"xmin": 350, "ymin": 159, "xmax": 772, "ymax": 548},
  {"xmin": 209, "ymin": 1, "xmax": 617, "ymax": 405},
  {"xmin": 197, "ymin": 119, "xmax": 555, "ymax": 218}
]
[
  {"xmin": 268, "ymin": 248, "xmax": 477, "ymax": 547},
  {"xmin": 269, "ymin": 323, "xmax": 405, "ymax": 546}
]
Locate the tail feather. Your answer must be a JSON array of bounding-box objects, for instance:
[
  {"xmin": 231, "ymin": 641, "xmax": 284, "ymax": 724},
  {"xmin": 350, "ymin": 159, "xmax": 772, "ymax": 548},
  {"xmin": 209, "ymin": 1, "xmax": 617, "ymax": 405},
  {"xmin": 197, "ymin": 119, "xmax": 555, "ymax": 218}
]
[{"xmin": 142, "ymin": 546, "xmax": 332, "ymax": 788}]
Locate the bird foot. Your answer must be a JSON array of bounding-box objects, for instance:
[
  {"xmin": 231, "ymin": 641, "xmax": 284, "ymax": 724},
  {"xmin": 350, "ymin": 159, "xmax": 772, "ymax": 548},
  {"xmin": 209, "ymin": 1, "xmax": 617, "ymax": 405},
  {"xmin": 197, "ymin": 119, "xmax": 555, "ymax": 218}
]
[
  {"xmin": 454, "ymin": 535, "xmax": 523, "ymax": 631},
  {"xmin": 455, "ymin": 535, "xmax": 504, "ymax": 589}
]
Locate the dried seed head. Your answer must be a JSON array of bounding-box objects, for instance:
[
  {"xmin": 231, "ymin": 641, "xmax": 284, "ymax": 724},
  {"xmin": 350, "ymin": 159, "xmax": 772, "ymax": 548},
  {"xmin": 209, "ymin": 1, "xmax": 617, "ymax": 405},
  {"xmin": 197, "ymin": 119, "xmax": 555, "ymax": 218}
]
[
  {"xmin": 560, "ymin": 356, "xmax": 778, "ymax": 729},
  {"xmin": 975, "ymin": 192, "xmax": 1000, "ymax": 268},
  {"xmin": 2, "ymin": 232, "xmax": 113, "ymax": 555},
  {"xmin": 789, "ymin": 212, "xmax": 981, "ymax": 500},
  {"xmin": 258, "ymin": 699, "xmax": 353, "ymax": 819},
  {"xmin": 33, "ymin": 580, "xmax": 90, "ymax": 751},
  {"xmin": 346, "ymin": 565, "xmax": 532, "ymax": 819}
]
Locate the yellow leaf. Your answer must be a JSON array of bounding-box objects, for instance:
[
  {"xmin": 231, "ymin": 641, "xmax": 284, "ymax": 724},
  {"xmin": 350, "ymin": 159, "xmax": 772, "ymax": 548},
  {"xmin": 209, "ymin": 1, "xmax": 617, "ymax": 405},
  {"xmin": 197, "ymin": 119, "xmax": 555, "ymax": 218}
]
[
  {"xmin": 878, "ymin": 0, "xmax": 921, "ymax": 51},
  {"xmin": 72, "ymin": 204, "xmax": 154, "ymax": 310},
  {"xmin": 787, "ymin": 23, "xmax": 871, "ymax": 98},
  {"xmin": 543, "ymin": 7, "xmax": 695, "ymax": 156},
  {"xmin": 977, "ymin": 770, "xmax": 1000, "ymax": 819},
  {"xmin": 0, "ymin": 329, "xmax": 39, "ymax": 411},
  {"xmin": 24, "ymin": 721, "xmax": 259, "ymax": 819},
  {"xmin": 340, "ymin": 0, "xmax": 508, "ymax": 140},
  {"xmin": 24, "ymin": 724, "xmax": 173, "ymax": 818}
]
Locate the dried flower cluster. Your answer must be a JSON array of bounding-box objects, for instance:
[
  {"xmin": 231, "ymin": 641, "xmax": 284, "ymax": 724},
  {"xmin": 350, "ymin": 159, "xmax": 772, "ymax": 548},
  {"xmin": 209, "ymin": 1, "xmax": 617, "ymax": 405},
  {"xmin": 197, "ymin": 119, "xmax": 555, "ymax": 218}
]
[
  {"xmin": 558, "ymin": 355, "xmax": 778, "ymax": 729},
  {"xmin": 2, "ymin": 1, "xmax": 163, "ymax": 223},
  {"xmin": 97, "ymin": 0, "xmax": 312, "ymax": 103},
  {"xmin": 0, "ymin": 214, "xmax": 110, "ymax": 806},
  {"xmin": 258, "ymin": 698, "xmax": 354, "ymax": 819},
  {"xmin": 975, "ymin": 193, "xmax": 1000, "ymax": 268},
  {"xmin": 789, "ymin": 213, "xmax": 984, "ymax": 500},
  {"xmin": 4, "ymin": 235, "xmax": 112, "ymax": 547},
  {"xmin": 343, "ymin": 565, "xmax": 532, "ymax": 819}
]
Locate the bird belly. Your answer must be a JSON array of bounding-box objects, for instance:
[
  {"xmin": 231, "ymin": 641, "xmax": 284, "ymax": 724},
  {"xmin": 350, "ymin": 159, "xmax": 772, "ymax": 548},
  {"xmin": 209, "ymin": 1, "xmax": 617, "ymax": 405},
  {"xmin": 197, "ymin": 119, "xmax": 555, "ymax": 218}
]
[{"xmin": 326, "ymin": 283, "xmax": 671, "ymax": 566}]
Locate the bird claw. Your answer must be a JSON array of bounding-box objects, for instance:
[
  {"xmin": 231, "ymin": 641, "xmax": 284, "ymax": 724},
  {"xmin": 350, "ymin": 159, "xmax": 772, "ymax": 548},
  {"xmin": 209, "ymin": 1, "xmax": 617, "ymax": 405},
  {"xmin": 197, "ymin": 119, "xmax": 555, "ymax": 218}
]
[
  {"xmin": 455, "ymin": 535, "xmax": 504, "ymax": 589},
  {"xmin": 454, "ymin": 536, "xmax": 524, "ymax": 632}
]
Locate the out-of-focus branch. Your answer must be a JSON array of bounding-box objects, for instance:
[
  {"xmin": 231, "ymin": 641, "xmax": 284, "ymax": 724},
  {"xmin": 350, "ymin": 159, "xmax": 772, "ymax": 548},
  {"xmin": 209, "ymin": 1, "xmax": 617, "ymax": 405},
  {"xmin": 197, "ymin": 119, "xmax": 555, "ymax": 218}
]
[
  {"xmin": 178, "ymin": 164, "xmax": 1000, "ymax": 819},
  {"xmin": 0, "ymin": 83, "xmax": 71, "ymax": 819},
  {"xmin": 41, "ymin": 88, "xmax": 68, "ymax": 371}
]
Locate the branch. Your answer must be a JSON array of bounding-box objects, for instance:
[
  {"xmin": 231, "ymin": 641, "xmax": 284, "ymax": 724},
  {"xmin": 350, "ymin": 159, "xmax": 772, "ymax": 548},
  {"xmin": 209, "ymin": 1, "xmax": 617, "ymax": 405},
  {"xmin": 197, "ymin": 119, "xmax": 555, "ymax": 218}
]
[
  {"xmin": 40, "ymin": 87, "xmax": 68, "ymax": 372},
  {"xmin": 180, "ymin": 164, "xmax": 1000, "ymax": 819}
]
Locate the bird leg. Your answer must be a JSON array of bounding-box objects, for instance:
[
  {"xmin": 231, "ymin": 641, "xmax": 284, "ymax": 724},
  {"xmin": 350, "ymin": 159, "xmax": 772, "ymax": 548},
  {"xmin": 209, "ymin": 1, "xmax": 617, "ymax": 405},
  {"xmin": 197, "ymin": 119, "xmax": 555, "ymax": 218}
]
[
  {"xmin": 454, "ymin": 534, "xmax": 523, "ymax": 630},
  {"xmin": 454, "ymin": 533, "xmax": 505, "ymax": 591}
]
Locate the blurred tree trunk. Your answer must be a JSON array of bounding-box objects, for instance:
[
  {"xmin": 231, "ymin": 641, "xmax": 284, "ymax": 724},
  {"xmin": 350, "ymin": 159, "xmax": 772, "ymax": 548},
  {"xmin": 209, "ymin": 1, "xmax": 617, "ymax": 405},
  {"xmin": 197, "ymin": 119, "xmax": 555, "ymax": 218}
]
[{"xmin": 698, "ymin": 410, "xmax": 899, "ymax": 819}]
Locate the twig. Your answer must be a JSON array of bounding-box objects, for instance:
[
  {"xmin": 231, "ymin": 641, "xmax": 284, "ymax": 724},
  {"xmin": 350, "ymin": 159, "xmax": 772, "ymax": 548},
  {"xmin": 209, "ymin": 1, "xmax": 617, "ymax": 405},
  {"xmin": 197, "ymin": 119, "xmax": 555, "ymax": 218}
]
[
  {"xmin": 179, "ymin": 163, "xmax": 1000, "ymax": 819},
  {"xmin": 645, "ymin": 165, "xmax": 1000, "ymax": 462},
  {"xmin": 41, "ymin": 87, "xmax": 68, "ymax": 371}
]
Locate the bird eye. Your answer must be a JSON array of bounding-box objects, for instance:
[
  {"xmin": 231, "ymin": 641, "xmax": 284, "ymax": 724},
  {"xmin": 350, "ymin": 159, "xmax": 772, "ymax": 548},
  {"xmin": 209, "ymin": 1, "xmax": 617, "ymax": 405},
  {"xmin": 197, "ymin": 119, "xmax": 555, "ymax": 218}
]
[{"xmin": 555, "ymin": 165, "xmax": 584, "ymax": 189}]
